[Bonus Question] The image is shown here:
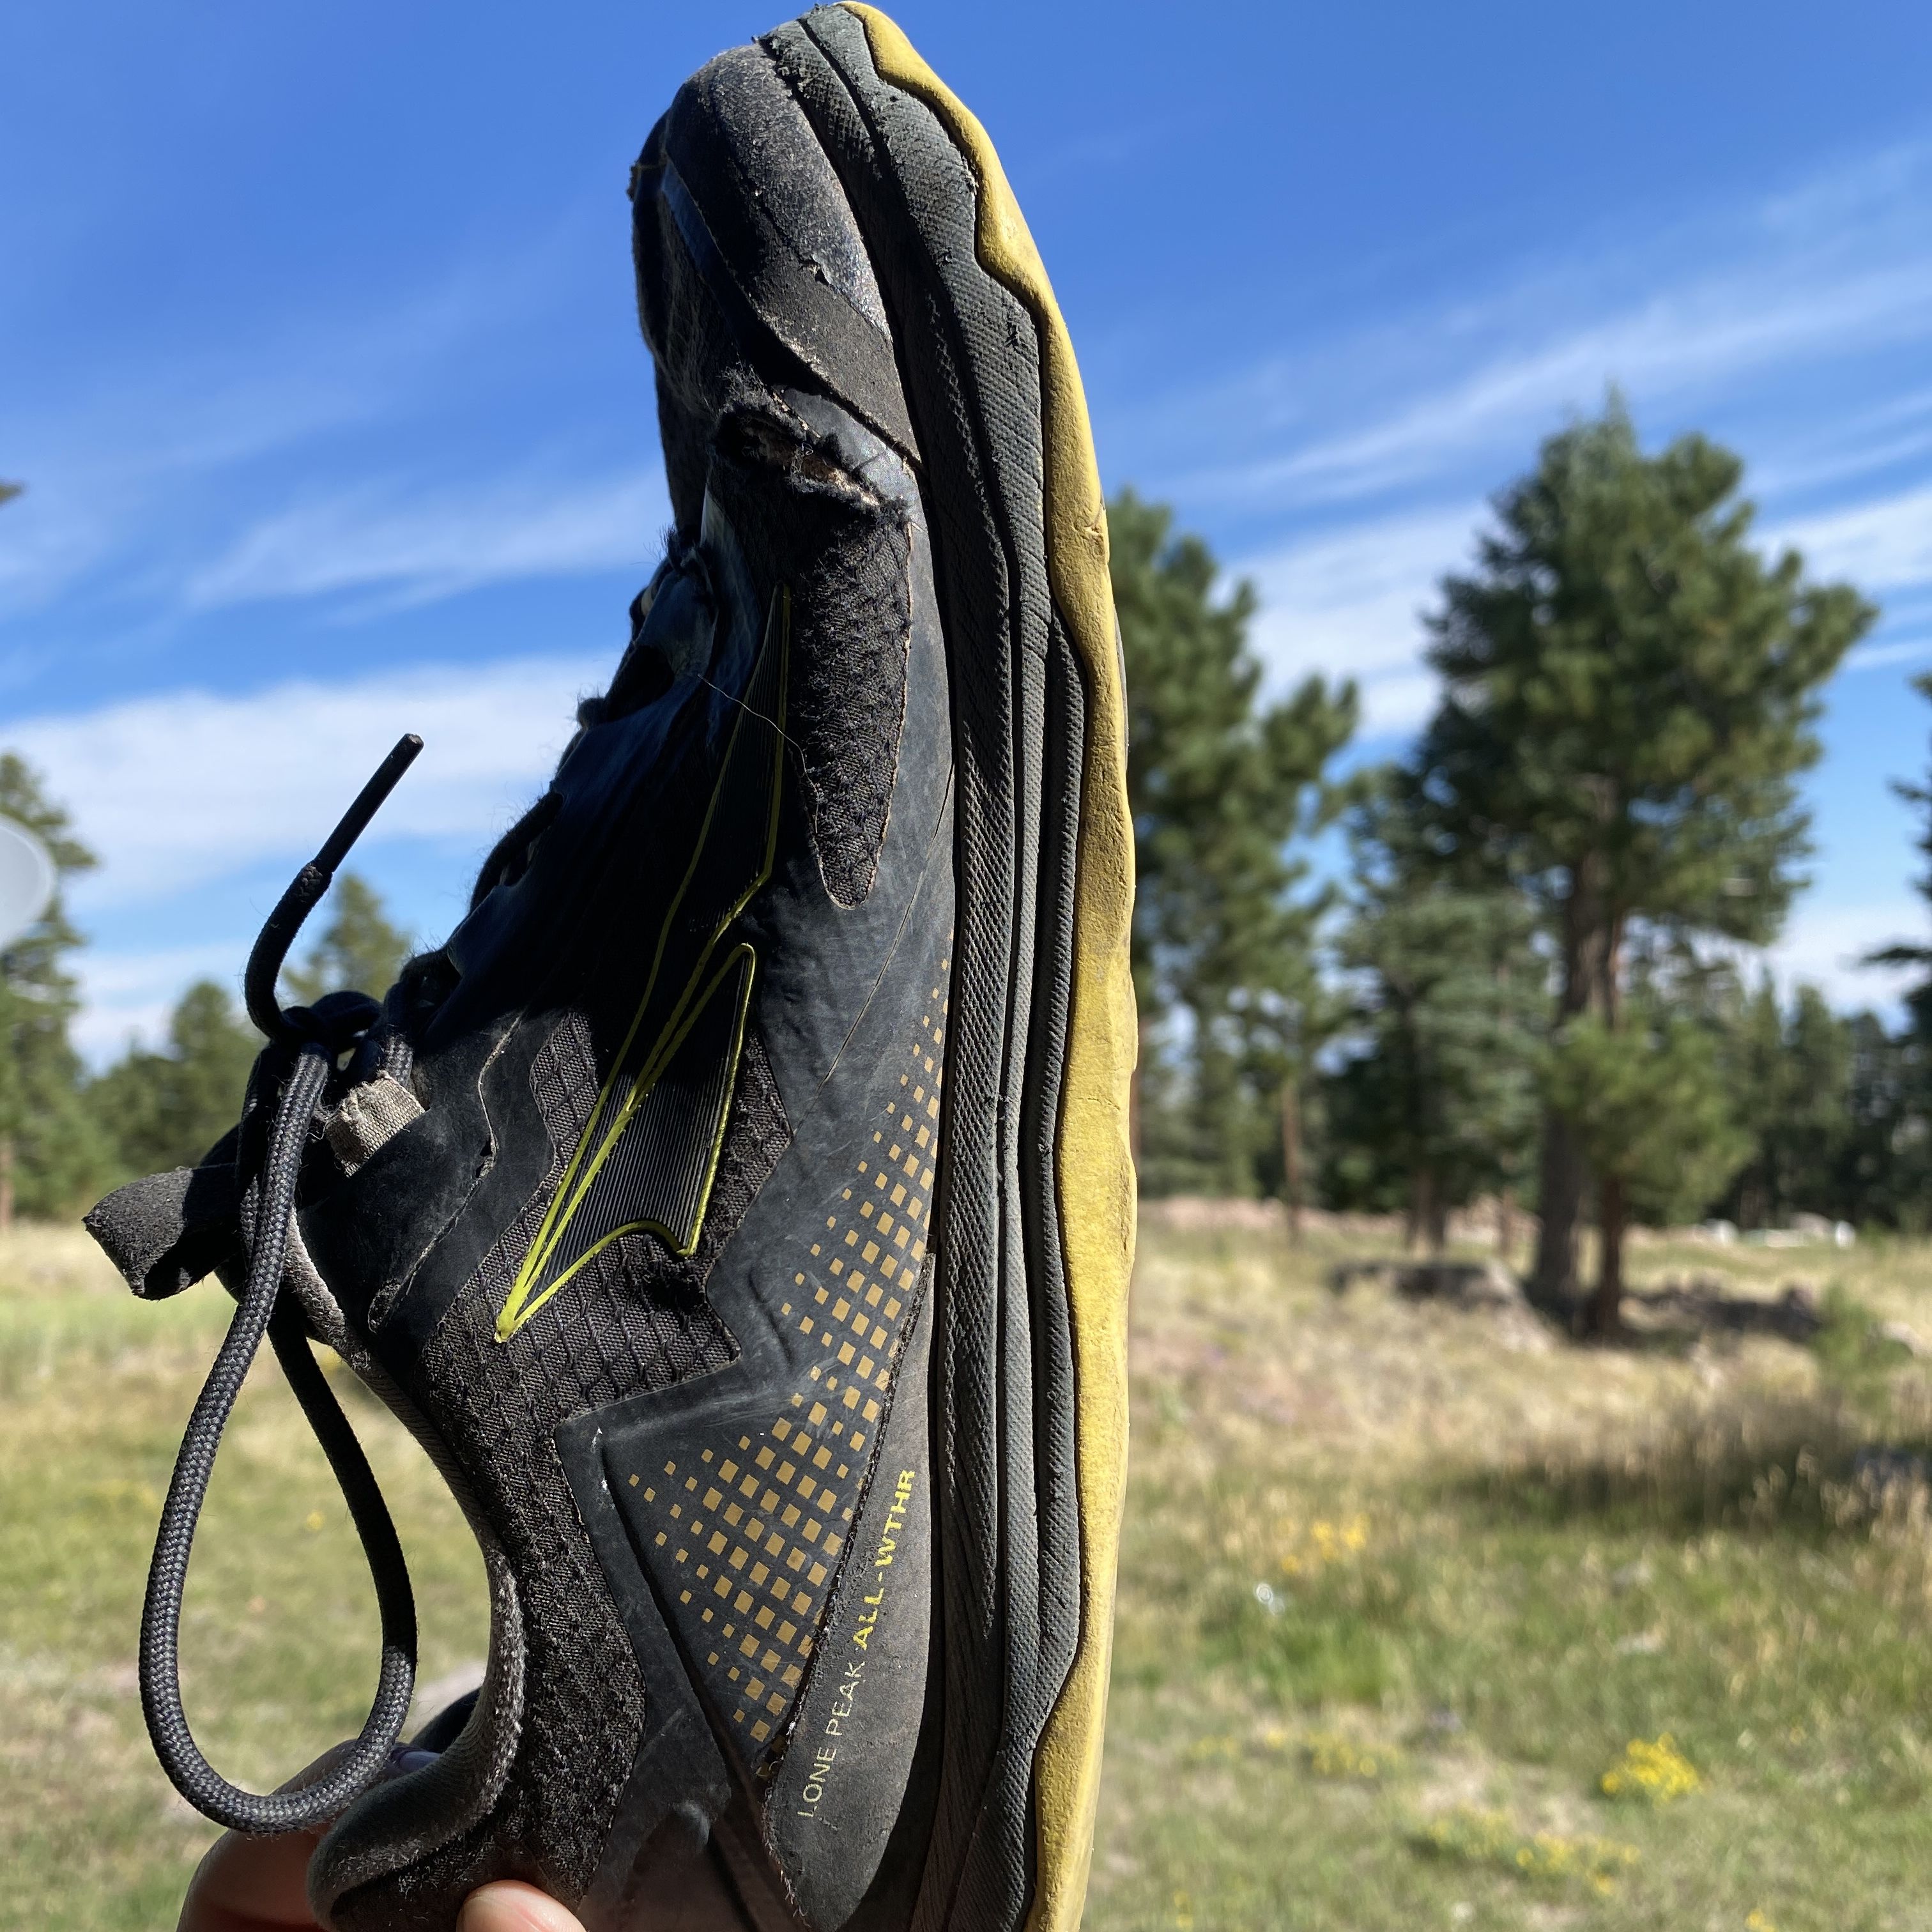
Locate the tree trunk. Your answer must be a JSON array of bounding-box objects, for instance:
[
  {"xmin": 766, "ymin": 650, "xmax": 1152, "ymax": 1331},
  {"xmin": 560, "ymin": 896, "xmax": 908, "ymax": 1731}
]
[
  {"xmin": 1409, "ymin": 1167, "xmax": 1442, "ymax": 1255},
  {"xmin": 1738, "ymin": 1171, "xmax": 1768, "ymax": 1233},
  {"xmin": 1586, "ymin": 1170, "xmax": 1627, "ymax": 1337},
  {"xmin": 1496, "ymin": 1186, "xmax": 1515, "ymax": 1260},
  {"xmin": 1424, "ymin": 1172, "xmax": 1448, "ymax": 1257},
  {"xmin": 1130, "ymin": 1016, "xmax": 1146, "ymax": 1172},
  {"xmin": 1530, "ymin": 1107, "xmax": 1585, "ymax": 1312},
  {"xmin": 1532, "ymin": 864, "xmax": 1615, "ymax": 1318},
  {"xmin": 1279, "ymin": 1077, "xmax": 1303, "ymax": 1245},
  {"xmin": 0, "ymin": 1134, "xmax": 13, "ymax": 1235}
]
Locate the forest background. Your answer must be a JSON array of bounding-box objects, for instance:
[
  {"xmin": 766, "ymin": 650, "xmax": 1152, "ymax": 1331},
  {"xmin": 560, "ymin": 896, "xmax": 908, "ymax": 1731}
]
[{"xmin": 4, "ymin": 400, "xmax": 1932, "ymax": 1335}]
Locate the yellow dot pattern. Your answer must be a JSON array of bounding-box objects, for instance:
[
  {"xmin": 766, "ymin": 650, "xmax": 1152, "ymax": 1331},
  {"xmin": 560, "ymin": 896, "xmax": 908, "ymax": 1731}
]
[{"xmin": 622, "ymin": 969, "xmax": 947, "ymax": 1765}]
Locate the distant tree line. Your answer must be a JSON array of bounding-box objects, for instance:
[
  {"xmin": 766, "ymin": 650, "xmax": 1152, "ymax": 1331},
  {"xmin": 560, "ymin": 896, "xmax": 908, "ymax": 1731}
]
[
  {"xmin": 0, "ymin": 767, "xmax": 408, "ymax": 1223},
  {"xmin": 1119, "ymin": 398, "xmax": 1928, "ymax": 1333},
  {"xmin": 0, "ymin": 400, "xmax": 1926, "ymax": 1340}
]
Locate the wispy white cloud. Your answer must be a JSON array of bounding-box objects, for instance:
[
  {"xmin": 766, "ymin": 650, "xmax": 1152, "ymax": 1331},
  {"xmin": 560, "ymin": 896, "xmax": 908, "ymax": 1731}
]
[
  {"xmin": 1756, "ymin": 140, "xmax": 1932, "ymax": 243},
  {"xmin": 1761, "ymin": 894, "xmax": 1924, "ymax": 1011},
  {"xmin": 1234, "ymin": 503, "xmax": 1477, "ymax": 739},
  {"xmin": 70, "ymin": 942, "xmax": 252, "ymax": 1064},
  {"xmin": 1846, "ymin": 634, "xmax": 1932, "ymax": 673},
  {"xmin": 1198, "ymin": 264, "xmax": 1932, "ymax": 513},
  {"xmin": 1162, "ymin": 143, "xmax": 1932, "ymax": 516},
  {"xmin": 10, "ymin": 655, "xmax": 605, "ymax": 906},
  {"xmin": 0, "ymin": 359, "xmax": 394, "ymax": 618},
  {"xmin": 0, "ymin": 218, "xmax": 628, "ymax": 623},
  {"xmin": 1356, "ymin": 671, "xmax": 1441, "ymax": 739},
  {"xmin": 185, "ymin": 469, "xmax": 668, "ymax": 610},
  {"xmin": 1752, "ymin": 396, "xmax": 1932, "ymax": 499},
  {"xmin": 1241, "ymin": 503, "xmax": 1481, "ymax": 683},
  {"xmin": 1774, "ymin": 482, "xmax": 1932, "ymax": 594}
]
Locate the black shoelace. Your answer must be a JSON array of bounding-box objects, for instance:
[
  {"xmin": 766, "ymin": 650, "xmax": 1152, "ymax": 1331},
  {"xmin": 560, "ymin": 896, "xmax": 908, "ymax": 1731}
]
[{"xmin": 141, "ymin": 735, "xmax": 426, "ymax": 1834}]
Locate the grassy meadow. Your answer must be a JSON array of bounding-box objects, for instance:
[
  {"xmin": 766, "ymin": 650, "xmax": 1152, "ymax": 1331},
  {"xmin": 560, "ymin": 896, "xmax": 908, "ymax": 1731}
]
[{"xmin": 6, "ymin": 1216, "xmax": 1932, "ymax": 1928}]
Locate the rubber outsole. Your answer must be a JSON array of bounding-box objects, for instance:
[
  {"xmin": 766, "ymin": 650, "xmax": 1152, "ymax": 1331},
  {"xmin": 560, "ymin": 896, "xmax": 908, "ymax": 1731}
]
[
  {"xmin": 827, "ymin": 21, "xmax": 1136, "ymax": 1932},
  {"xmin": 770, "ymin": 13, "xmax": 1136, "ymax": 1932}
]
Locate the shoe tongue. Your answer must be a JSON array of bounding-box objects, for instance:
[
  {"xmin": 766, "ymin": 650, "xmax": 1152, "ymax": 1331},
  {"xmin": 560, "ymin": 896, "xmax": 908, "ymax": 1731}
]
[
  {"xmin": 598, "ymin": 549, "xmax": 717, "ymax": 725},
  {"xmin": 83, "ymin": 1154, "xmax": 243, "ymax": 1301}
]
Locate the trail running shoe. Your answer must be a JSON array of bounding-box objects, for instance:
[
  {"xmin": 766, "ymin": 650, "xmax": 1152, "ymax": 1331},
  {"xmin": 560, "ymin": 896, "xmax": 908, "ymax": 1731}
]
[{"xmin": 85, "ymin": 9, "xmax": 1134, "ymax": 1929}]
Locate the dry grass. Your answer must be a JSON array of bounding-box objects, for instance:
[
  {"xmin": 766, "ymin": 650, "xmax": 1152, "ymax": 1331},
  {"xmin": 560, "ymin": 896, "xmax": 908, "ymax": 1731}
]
[
  {"xmin": 1091, "ymin": 1219, "xmax": 1932, "ymax": 1931},
  {"xmin": 8, "ymin": 1217, "xmax": 1932, "ymax": 1928}
]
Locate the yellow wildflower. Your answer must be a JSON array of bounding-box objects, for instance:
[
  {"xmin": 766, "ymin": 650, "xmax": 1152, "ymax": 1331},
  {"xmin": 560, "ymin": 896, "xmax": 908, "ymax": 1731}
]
[
  {"xmin": 1601, "ymin": 1732, "xmax": 1701, "ymax": 1804},
  {"xmin": 1280, "ymin": 1512, "xmax": 1370, "ymax": 1575},
  {"xmin": 1300, "ymin": 1731, "xmax": 1386, "ymax": 1780},
  {"xmin": 1418, "ymin": 1807, "xmax": 1636, "ymax": 1891}
]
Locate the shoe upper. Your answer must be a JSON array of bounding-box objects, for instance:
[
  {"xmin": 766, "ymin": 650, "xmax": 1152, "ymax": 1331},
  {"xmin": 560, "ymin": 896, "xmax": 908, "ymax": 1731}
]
[{"xmin": 88, "ymin": 34, "xmax": 959, "ymax": 1932}]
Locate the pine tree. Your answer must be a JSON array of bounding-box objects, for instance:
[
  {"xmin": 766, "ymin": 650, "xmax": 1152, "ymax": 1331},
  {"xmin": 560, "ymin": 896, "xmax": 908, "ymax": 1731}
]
[
  {"xmin": 1841, "ymin": 668, "xmax": 1932, "ymax": 1230},
  {"xmin": 1112, "ymin": 489, "xmax": 1357, "ymax": 1200},
  {"xmin": 1544, "ymin": 1002, "xmax": 1749, "ymax": 1320},
  {"xmin": 1709, "ymin": 975, "xmax": 1852, "ymax": 1229},
  {"xmin": 1835, "ymin": 1012, "xmax": 1930, "ymax": 1232},
  {"xmin": 1325, "ymin": 790, "xmax": 1545, "ymax": 1250},
  {"xmin": 1866, "ymin": 671, "xmax": 1932, "ymax": 1039},
  {"xmin": 0, "ymin": 755, "xmax": 109, "ymax": 1223},
  {"xmin": 89, "ymin": 980, "xmax": 260, "ymax": 1177},
  {"xmin": 1404, "ymin": 399, "xmax": 1874, "ymax": 1327},
  {"xmin": 284, "ymin": 872, "xmax": 411, "ymax": 1006}
]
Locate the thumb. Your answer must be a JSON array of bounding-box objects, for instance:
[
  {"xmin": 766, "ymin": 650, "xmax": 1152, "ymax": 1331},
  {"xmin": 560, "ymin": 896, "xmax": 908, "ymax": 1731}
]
[{"xmin": 456, "ymin": 1882, "xmax": 586, "ymax": 1932}]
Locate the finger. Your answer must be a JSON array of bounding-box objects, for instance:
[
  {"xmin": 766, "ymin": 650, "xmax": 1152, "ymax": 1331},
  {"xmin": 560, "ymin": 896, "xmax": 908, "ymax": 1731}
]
[
  {"xmin": 174, "ymin": 1738, "xmax": 397, "ymax": 1931},
  {"xmin": 457, "ymin": 1881, "xmax": 588, "ymax": 1932},
  {"xmin": 178, "ymin": 1827, "xmax": 321, "ymax": 1931}
]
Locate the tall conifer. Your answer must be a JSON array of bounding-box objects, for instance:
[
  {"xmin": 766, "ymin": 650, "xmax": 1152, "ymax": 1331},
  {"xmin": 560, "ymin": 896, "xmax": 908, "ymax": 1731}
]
[
  {"xmin": 1404, "ymin": 401, "xmax": 1872, "ymax": 1326},
  {"xmin": 1112, "ymin": 490, "xmax": 1356, "ymax": 1198},
  {"xmin": 0, "ymin": 755, "xmax": 107, "ymax": 1221}
]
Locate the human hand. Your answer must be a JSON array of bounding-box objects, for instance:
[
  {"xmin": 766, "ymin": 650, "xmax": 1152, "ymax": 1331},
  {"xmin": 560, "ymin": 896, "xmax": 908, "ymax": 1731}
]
[
  {"xmin": 178, "ymin": 1822, "xmax": 585, "ymax": 1929},
  {"xmin": 175, "ymin": 1762, "xmax": 585, "ymax": 1932}
]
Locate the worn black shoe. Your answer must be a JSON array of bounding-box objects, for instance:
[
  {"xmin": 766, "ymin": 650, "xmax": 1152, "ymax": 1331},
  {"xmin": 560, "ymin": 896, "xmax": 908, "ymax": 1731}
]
[{"xmin": 85, "ymin": 9, "xmax": 1134, "ymax": 1929}]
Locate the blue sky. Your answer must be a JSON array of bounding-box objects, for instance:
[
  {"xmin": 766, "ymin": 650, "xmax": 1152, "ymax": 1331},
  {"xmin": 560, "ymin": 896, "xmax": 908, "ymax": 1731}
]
[{"xmin": 5, "ymin": 1, "xmax": 1932, "ymax": 1059}]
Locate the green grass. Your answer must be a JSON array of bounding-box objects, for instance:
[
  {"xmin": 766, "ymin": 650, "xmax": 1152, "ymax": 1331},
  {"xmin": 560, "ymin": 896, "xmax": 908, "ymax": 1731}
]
[
  {"xmin": 0, "ymin": 1225, "xmax": 488, "ymax": 1930},
  {"xmin": 8, "ymin": 1218, "xmax": 1932, "ymax": 1926},
  {"xmin": 1092, "ymin": 1220, "xmax": 1932, "ymax": 1931}
]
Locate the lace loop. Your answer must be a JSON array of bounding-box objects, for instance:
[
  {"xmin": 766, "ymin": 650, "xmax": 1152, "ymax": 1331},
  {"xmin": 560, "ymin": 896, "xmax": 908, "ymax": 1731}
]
[{"xmin": 140, "ymin": 740, "xmax": 424, "ymax": 1834}]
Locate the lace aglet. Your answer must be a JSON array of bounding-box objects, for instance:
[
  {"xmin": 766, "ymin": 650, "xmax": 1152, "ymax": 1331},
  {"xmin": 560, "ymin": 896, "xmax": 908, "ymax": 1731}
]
[{"xmin": 316, "ymin": 734, "xmax": 424, "ymax": 875}]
